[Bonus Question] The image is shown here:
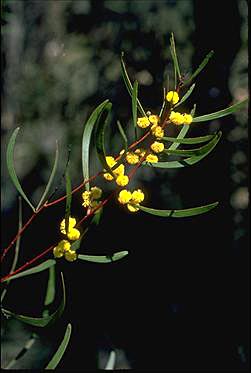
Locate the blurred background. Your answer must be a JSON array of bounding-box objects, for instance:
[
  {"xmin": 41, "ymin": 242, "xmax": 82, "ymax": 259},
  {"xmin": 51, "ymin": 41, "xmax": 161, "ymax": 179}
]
[{"xmin": 1, "ymin": 0, "xmax": 248, "ymax": 370}]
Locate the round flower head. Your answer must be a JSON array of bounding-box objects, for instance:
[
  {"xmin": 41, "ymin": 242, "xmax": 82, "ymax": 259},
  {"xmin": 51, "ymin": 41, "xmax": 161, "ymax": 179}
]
[
  {"xmin": 90, "ymin": 186, "xmax": 102, "ymax": 200},
  {"xmin": 113, "ymin": 164, "xmax": 125, "ymax": 177},
  {"xmin": 137, "ymin": 117, "xmax": 151, "ymax": 128},
  {"xmin": 60, "ymin": 217, "xmax": 76, "ymax": 234},
  {"xmin": 103, "ymin": 172, "xmax": 114, "ymax": 181},
  {"xmin": 64, "ymin": 249, "xmax": 77, "ymax": 262},
  {"xmin": 148, "ymin": 115, "xmax": 159, "ymax": 126},
  {"xmin": 53, "ymin": 240, "xmax": 71, "ymax": 258},
  {"xmin": 131, "ymin": 189, "xmax": 145, "ymax": 204},
  {"xmin": 67, "ymin": 228, "xmax": 80, "ymax": 241},
  {"xmin": 169, "ymin": 111, "xmax": 184, "ymax": 125},
  {"xmin": 150, "ymin": 141, "xmax": 165, "ymax": 153},
  {"xmin": 151, "ymin": 125, "xmax": 164, "ymax": 138},
  {"xmin": 105, "ymin": 156, "xmax": 116, "ymax": 168},
  {"xmin": 126, "ymin": 152, "xmax": 139, "ymax": 165},
  {"xmin": 82, "ymin": 191, "xmax": 91, "ymax": 207},
  {"xmin": 118, "ymin": 189, "xmax": 132, "ymax": 204},
  {"xmin": 166, "ymin": 91, "xmax": 179, "ymax": 105},
  {"xmin": 146, "ymin": 153, "xmax": 159, "ymax": 163},
  {"xmin": 135, "ymin": 148, "xmax": 146, "ymax": 158},
  {"xmin": 183, "ymin": 113, "xmax": 193, "ymax": 124},
  {"xmin": 116, "ymin": 174, "xmax": 129, "ymax": 187}
]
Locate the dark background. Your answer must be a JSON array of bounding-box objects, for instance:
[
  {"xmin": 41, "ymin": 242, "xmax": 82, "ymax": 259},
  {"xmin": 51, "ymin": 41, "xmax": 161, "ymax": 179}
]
[{"xmin": 1, "ymin": 0, "xmax": 249, "ymax": 371}]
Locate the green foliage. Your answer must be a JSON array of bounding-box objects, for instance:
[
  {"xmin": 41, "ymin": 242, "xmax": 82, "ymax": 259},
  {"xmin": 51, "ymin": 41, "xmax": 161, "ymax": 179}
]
[
  {"xmin": 132, "ymin": 81, "xmax": 139, "ymax": 139},
  {"xmin": 174, "ymin": 83, "xmax": 195, "ymax": 108},
  {"xmin": 78, "ymin": 251, "xmax": 129, "ymax": 263},
  {"xmin": 183, "ymin": 50, "xmax": 214, "ymax": 86},
  {"xmin": 138, "ymin": 202, "xmax": 218, "ymax": 217},
  {"xmin": 45, "ymin": 323, "xmax": 72, "ymax": 369},
  {"xmin": 193, "ymin": 99, "xmax": 248, "ymax": 122}
]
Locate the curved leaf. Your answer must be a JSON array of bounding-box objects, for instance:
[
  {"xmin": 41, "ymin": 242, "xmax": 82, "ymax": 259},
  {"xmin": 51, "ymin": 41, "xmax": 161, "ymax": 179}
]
[
  {"xmin": 193, "ymin": 99, "xmax": 248, "ymax": 123},
  {"xmin": 184, "ymin": 50, "xmax": 214, "ymax": 86},
  {"xmin": 120, "ymin": 52, "xmax": 146, "ymax": 117},
  {"xmin": 44, "ymin": 265, "xmax": 56, "ymax": 308},
  {"xmin": 168, "ymin": 124, "xmax": 190, "ymax": 151},
  {"xmin": 174, "ymin": 83, "xmax": 196, "ymax": 109},
  {"xmin": 132, "ymin": 81, "xmax": 138, "ymax": 140},
  {"xmin": 78, "ymin": 250, "xmax": 128, "ymax": 263},
  {"xmin": 6, "ymin": 127, "xmax": 35, "ymax": 211},
  {"xmin": 2, "ymin": 272, "xmax": 65, "ymax": 327},
  {"xmin": 1, "ymin": 259, "xmax": 56, "ymax": 283},
  {"xmin": 170, "ymin": 32, "xmax": 181, "ymax": 84},
  {"xmin": 138, "ymin": 202, "xmax": 219, "ymax": 217},
  {"xmin": 162, "ymin": 134, "xmax": 214, "ymax": 145},
  {"xmin": 82, "ymin": 100, "xmax": 109, "ymax": 191},
  {"xmin": 45, "ymin": 323, "xmax": 72, "ymax": 369},
  {"xmin": 145, "ymin": 131, "xmax": 221, "ymax": 168},
  {"xmin": 117, "ymin": 120, "xmax": 128, "ymax": 153},
  {"xmin": 36, "ymin": 141, "xmax": 59, "ymax": 210},
  {"xmin": 65, "ymin": 167, "xmax": 72, "ymax": 235}
]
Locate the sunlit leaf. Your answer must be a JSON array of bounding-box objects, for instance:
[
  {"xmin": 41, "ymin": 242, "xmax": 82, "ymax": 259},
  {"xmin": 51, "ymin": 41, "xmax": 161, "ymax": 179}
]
[
  {"xmin": 162, "ymin": 134, "xmax": 214, "ymax": 144},
  {"xmin": 144, "ymin": 131, "xmax": 222, "ymax": 168},
  {"xmin": 138, "ymin": 201, "xmax": 219, "ymax": 217},
  {"xmin": 193, "ymin": 99, "xmax": 248, "ymax": 123},
  {"xmin": 132, "ymin": 81, "xmax": 138, "ymax": 140},
  {"xmin": 1, "ymin": 259, "xmax": 56, "ymax": 283},
  {"xmin": 2, "ymin": 272, "xmax": 65, "ymax": 327},
  {"xmin": 6, "ymin": 127, "xmax": 35, "ymax": 211},
  {"xmin": 120, "ymin": 52, "xmax": 147, "ymax": 117},
  {"xmin": 105, "ymin": 350, "xmax": 116, "ymax": 370},
  {"xmin": 174, "ymin": 83, "xmax": 195, "ymax": 108},
  {"xmin": 82, "ymin": 100, "xmax": 109, "ymax": 191},
  {"xmin": 36, "ymin": 141, "xmax": 59, "ymax": 210},
  {"xmin": 78, "ymin": 250, "xmax": 128, "ymax": 263},
  {"xmin": 184, "ymin": 50, "xmax": 214, "ymax": 86},
  {"xmin": 45, "ymin": 323, "xmax": 72, "ymax": 369}
]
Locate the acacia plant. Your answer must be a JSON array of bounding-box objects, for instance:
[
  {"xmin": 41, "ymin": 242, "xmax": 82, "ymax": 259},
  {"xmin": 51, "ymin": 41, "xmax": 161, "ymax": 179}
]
[{"xmin": 1, "ymin": 34, "xmax": 247, "ymax": 369}]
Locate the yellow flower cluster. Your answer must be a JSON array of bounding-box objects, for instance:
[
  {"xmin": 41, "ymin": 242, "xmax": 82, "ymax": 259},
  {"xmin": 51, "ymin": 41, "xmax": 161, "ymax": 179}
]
[
  {"xmin": 60, "ymin": 217, "xmax": 80, "ymax": 241},
  {"xmin": 137, "ymin": 114, "xmax": 159, "ymax": 129},
  {"xmin": 151, "ymin": 125, "xmax": 164, "ymax": 138},
  {"xmin": 126, "ymin": 152, "xmax": 139, "ymax": 165},
  {"xmin": 169, "ymin": 111, "xmax": 193, "ymax": 125},
  {"xmin": 166, "ymin": 90, "xmax": 179, "ymax": 105},
  {"xmin": 53, "ymin": 239, "xmax": 77, "ymax": 262},
  {"xmin": 103, "ymin": 156, "xmax": 129, "ymax": 187},
  {"xmin": 82, "ymin": 186, "xmax": 102, "ymax": 212},
  {"xmin": 150, "ymin": 141, "xmax": 164, "ymax": 153},
  {"xmin": 145, "ymin": 153, "xmax": 159, "ymax": 163},
  {"xmin": 118, "ymin": 189, "xmax": 145, "ymax": 212}
]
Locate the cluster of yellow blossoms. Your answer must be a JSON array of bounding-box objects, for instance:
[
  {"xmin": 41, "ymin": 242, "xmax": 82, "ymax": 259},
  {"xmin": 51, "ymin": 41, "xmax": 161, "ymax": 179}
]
[
  {"xmin": 82, "ymin": 186, "xmax": 102, "ymax": 212},
  {"xmin": 118, "ymin": 189, "xmax": 145, "ymax": 212},
  {"xmin": 53, "ymin": 217, "xmax": 80, "ymax": 261},
  {"xmin": 103, "ymin": 156, "xmax": 129, "ymax": 187}
]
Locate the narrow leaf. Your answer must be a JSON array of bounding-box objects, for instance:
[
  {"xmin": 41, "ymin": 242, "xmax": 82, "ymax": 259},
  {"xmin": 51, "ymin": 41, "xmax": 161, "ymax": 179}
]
[
  {"xmin": 95, "ymin": 102, "xmax": 115, "ymax": 177},
  {"xmin": 145, "ymin": 131, "xmax": 222, "ymax": 168},
  {"xmin": 36, "ymin": 141, "xmax": 59, "ymax": 210},
  {"xmin": 91, "ymin": 207, "xmax": 103, "ymax": 225},
  {"xmin": 44, "ymin": 265, "xmax": 56, "ymax": 308},
  {"xmin": 159, "ymin": 87, "xmax": 166, "ymax": 117},
  {"xmin": 132, "ymin": 81, "xmax": 138, "ymax": 140},
  {"xmin": 105, "ymin": 350, "xmax": 116, "ymax": 370},
  {"xmin": 162, "ymin": 134, "xmax": 214, "ymax": 144},
  {"xmin": 2, "ymin": 272, "xmax": 66, "ymax": 327},
  {"xmin": 184, "ymin": 50, "xmax": 214, "ymax": 86},
  {"xmin": 117, "ymin": 120, "xmax": 128, "ymax": 153},
  {"xmin": 65, "ymin": 167, "xmax": 72, "ymax": 236},
  {"xmin": 82, "ymin": 100, "xmax": 109, "ymax": 191},
  {"xmin": 193, "ymin": 99, "xmax": 248, "ymax": 123},
  {"xmin": 45, "ymin": 323, "xmax": 72, "ymax": 369},
  {"xmin": 168, "ymin": 125, "xmax": 190, "ymax": 151},
  {"xmin": 120, "ymin": 52, "xmax": 147, "ymax": 117},
  {"xmin": 78, "ymin": 250, "xmax": 128, "ymax": 263},
  {"xmin": 190, "ymin": 104, "xmax": 196, "ymax": 117},
  {"xmin": 138, "ymin": 201, "xmax": 219, "ymax": 218},
  {"xmin": 6, "ymin": 127, "xmax": 35, "ymax": 211},
  {"xmin": 1, "ymin": 259, "xmax": 56, "ymax": 283},
  {"xmin": 174, "ymin": 83, "xmax": 195, "ymax": 108},
  {"xmin": 170, "ymin": 32, "xmax": 181, "ymax": 81}
]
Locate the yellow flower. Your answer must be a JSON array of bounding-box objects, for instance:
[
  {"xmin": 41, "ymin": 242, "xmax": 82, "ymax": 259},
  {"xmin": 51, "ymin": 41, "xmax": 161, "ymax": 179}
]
[
  {"xmin": 67, "ymin": 228, "xmax": 80, "ymax": 241},
  {"xmin": 53, "ymin": 240, "xmax": 71, "ymax": 258},
  {"xmin": 60, "ymin": 217, "xmax": 76, "ymax": 234},
  {"xmin": 90, "ymin": 186, "xmax": 102, "ymax": 200},
  {"xmin": 127, "ymin": 203, "xmax": 139, "ymax": 213},
  {"xmin": 105, "ymin": 156, "xmax": 116, "ymax": 168},
  {"xmin": 166, "ymin": 91, "xmax": 179, "ymax": 105},
  {"xmin": 82, "ymin": 191, "xmax": 91, "ymax": 207},
  {"xmin": 151, "ymin": 125, "xmax": 164, "ymax": 138},
  {"xmin": 113, "ymin": 164, "xmax": 125, "ymax": 177},
  {"xmin": 116, "ymin": 174, "xmax": 129, "ymax": 187},
  {"xmin": 137, "ymin": 117, "xmax": 151, "ymax": 128},
  {"xmin": 148, "ymin": 115, "xmax": 159, "ymax": 126},
  {"xmin": 64, "ymin": 249, "xmax": 77, "ymax": 262},
  {"xmin": 118, "ymin": 189, "xmax": 132, "ymax": 204},
  {"xmin": 126, "ymin": 152, "xmax": 139, "ymax": 165},
  {"xmin": 131, "ymin": 189, "xmax": 145, "ymax": 204},
  {"xmin": 146, "ymin": 153, "xmax": 159, "ymax": 163},
  {"xmin": 135, "ymin": 148, "xmax": 146, "ymax": 158},
  {"xmin": 183, "ymin": 113, "xmax": 193, "ymax": 124},
  {"xmin": 103, "ymin": 172, "xmax": 114, "ymax": 181},
  {"xmin": 150, "ymin": 141, "xmax": 165, "ymax": 153},
  {"xmin": 169, "ymin": 111, "xmax": 184, "ymax": 125}
]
